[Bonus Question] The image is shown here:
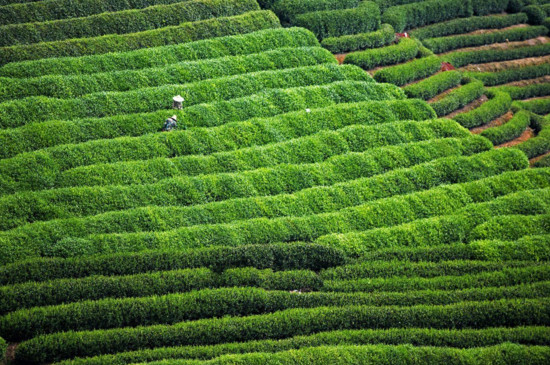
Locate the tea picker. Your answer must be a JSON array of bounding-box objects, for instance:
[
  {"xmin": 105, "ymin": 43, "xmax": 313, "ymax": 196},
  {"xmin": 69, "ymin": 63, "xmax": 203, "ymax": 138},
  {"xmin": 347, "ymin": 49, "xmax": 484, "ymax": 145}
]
[{"xmin": 162, "ymin": 95, "xmax": 185, "ymax": 132}]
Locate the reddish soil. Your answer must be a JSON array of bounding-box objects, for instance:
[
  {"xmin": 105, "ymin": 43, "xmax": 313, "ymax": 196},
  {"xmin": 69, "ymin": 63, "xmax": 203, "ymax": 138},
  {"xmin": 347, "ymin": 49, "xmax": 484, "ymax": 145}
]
[
  {"xmin": 530, "ymin": 150, "xmax": 550, "ymax": 165},
  {"xmin": 495, "ymin": 75, "xmax": 550, "ymax": 87},
  {"xmin": 334, "ymin": 53, "xmax": 347, "ymax": 64},
  {"xmin": 496, "ymin": 127, "xmax": 535, "ymax": 148},
  {"xmin": 470, "ymin": 111, "xmax": 514, "ymax": 134},
  {"xmin": 445, "ymin": 95, "xmax": 489, "ymax": 118},
  {"xmin": 460, "ymin": 55, "xmax": 550, "ymax": 72},
  {"xmin": 439, "ymin": 36, "xmax": 550, "ymax": 56}
]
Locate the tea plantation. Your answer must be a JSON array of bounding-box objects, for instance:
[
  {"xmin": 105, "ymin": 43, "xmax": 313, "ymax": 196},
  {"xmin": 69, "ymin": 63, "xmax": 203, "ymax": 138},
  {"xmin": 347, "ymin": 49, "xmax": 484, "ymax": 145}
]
[{"xmin": 0, "ymin": 0, "xmax": 549, "ymax": 364}]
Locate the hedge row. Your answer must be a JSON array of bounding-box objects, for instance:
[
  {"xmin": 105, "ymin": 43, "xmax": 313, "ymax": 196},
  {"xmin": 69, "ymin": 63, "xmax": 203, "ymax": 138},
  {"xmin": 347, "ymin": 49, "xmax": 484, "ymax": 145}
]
[
  {"xmin": 56, "ymin": 118, "xmax": 459, "ymax": 188},
  {"xmin": 50, "ymin": 327, "xmax": 550, "ymax": 365},
  {"xmin": 423, "ymin": 25, "xmax": 549, "ymax": 54},
  {"xmin": 0, "ymin": 10, "xmax": 281, "ymax": 65},
  {"xmin": 0, "ymin": 243, "xmax": 345, "ymax": 286},
  {"xmin": 0, "ymin": 27, "xmax": 319, "ymax": 78},
  {"xmin": 0, "ymin": 99, "xmax": 432, "ymax": 196},
  {"xmin": 362, "ymin": 235, "xmax": 550, "ymax": 262},
  {"xmin": 494, "ymin": 82, "xmax": 550, "ymax": 99},
  {"xmin": 321, "ymin": 23, "xmax": 395, "ymax": 54},
  {"xmin": 470, "ymin": 214, "xmax": 550, "ymax": 241},
  {"xmin": 381, "ymin": 0, "xmax": 474, "ymax": 33},
  {"xmin": 0, "ymin": 135, "xmax": 488, "ymax": 234},
  {"xmin": 0, "ymin": 0, "xmax": 257, "ymax": 47},
  {"xmin": 323, "ymin": 265, "xmax": 550, "ymax": 293},
  {"xmin": 14, "ymin": 299, "xmax": 550, "ymax": 363},
  {"xmin": 430, "ymin": 79, "xmax": 485, "ymax": 117},
  {"xmin": 472, "ymin": 0, "xmax": 511, "ymax": 15},
  {"xmin": 29, "ymin": 150, "xmax": 527, "ymax": 260},
  {"xmin": 272, "ymin": 0, "xmax": 360, "ymax": 24},
  {"xmin": 1, "ymin": 145, "xmax": 510, "ymax": 258},
  {"xmin": 0, "ymin": 81, "xmax": 387, "ymax": 159},
  {"xmin": 534, "ymin": 154, "xmax": 550, "ymax": 167},
  {"xmin": 465, "ymin": 63, "xmax": 550, "ymax": 86},
  {"xmin": 0, "ymin": 0, "xmax": 190, "ymax": 26},
  {"xmin": 410, "ymin": 13, "xmax": 529, "ymax": 39},
  {"xmin": 443, "ymin": 42, "xmax": 550, "ymax": 67},
  {"xmin": 524, "ymin": 5, "xmax": 549, "ymax": 24},
  {"xmin": 315, "ymin": 169, "xmax": 547, "ymax": 256},
  {"xmin": 453, "ymin": 90, "xmax": 512, "ymax": 128},
  {"xmin": 344, "ymin": 37, "xmax": 418, "ymax": 70},
  {"xmin": 293, "ymin": 1, "xmax": 381, "ymax": 40},
  {"xmin": 3, "ymin": 280, "xmax": 549, "ymax": 342},
  {"xmin": 373, "ymin": 55, "xmax": 441, "ymax": 86},
  {"xmin": 0, "ymin": 46, "xmax": 336, "ymax": 101},
  {"xmin": 513, "ymin": 97, "xmax": 550, "ymax": 115},
  {"xmin": 516, "ymin": 115, "xmax": 550, "ymax": 158},
  {"xmin": 480, "ymin": 110, "xmax": 531, "ymax": 145},
  {"xmin": 0, "ymin": 63, "xmax": 369, "ymax": 129},
  {"xmin": 403, "ymin": 71, "xmax": 463, "ymax": 100}
]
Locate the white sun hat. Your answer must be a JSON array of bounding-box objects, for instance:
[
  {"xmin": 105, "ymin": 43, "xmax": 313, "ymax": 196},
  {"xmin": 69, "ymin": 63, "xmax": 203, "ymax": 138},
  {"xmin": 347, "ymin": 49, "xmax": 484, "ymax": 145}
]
[{"xmin": 173, "ymin": 95, "xmax": 184, "ymax": 103}]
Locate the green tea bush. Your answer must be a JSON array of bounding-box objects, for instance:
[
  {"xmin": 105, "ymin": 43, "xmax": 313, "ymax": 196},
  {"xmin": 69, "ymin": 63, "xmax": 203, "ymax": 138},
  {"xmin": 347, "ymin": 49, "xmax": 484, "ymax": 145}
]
[
  {"xmin": 443, "ymin": 43, "xmax": 550, "ymax": 67},
  {"xmin": 293, "ymin": 1, "xmax": 381, "ymax": 39},
  {"xmin": 403, "ymin": 71, "xmax": 463, "ymax": 100},
  {"xmin": 470, "ymin": 214, "xmax": 550, "ymax": 241},
  {"xmin": 473, "ymin": 0, "xmax": 511, "ymax": 15},
  {"xmin": 0, "ymin": 28, "xmax": 318, "ymax": 78},
  {"xmin": 321, "ymin": 24, "xmax": 395, "ymax": 54},
  {"xmin": 381, "ymin": 0, "xmax": 473, "ymax": 33},
  {"xmin": 411, "ymin": 13, "xmax": 528, "ymax": 39},
  {"xmin": 524, "ymin": 5, "xmax": 547, "ymax": 24},
  {"xmin": 0, "ymin": 136, "xmax": 489, "ymax": 233},
  {"xmin": 423, "ymin": 25, "xmax": 549, "ymax": 53},
  {"xmin": 0, "ymin": 0, "xmax": 257, "ymax": 47},
  {"xmin": 516, "ymin": 117, "xmax": 550, "ymax": 158},
  {"xmin": 453, "ymin": 90, "xmax": 512, "ymax": 128},
  {"xmin": 534, "ymin": 154, "xmax": 550, "ymax": 166},
  {"xmin": 480, "ymin": 110, "xmax": 531, "ymax": 145},
  {"xmin": 0, "ymin": 243, "xmax": 345, "ymax": 285},
  {"xmin": 49, "ymin": 327, "xmax": 550, "ymax": 365},
  {"xmin": 0, "ymin": 10, "xmax": 281, "ymax": 65},
  {"xmin": 494, "ymin": 83, "xmax": 550, "ymax": 99},
  {"xmin": 14, "ymin": 299, "xmax": 549, "ymax": 363},
  {"xmin": 0, "ymin": 47, "xmax": 335, "ymax": 101},
  {"xmin": 465, "ymin": 63, "xmax": 550, "ymax": 86},
  {"xmin": 430, "ymin": 79, "xmax": 485, "ymax": 117},
  {"xmin": 373, "ymin": 55, "xmax": 441, "ymax": 86},
  {"xmin": 0, "ymin": 0, "xmax": 190, "ymax": 26},
  {"xmin": 0, "ymin": 81, "xmax": 386, "ymax": 158},
  {"xmin": 344, "ymin": 37, "xmax": 418, "ymax": 70},
  {"xmin": 0, "ymin": 63, "xmax": 367, "ymax": 129},
  {"xmin": 273, "ymin": 0, "xmax": 360, "ymax": 24},
  {"xmin": 0, "ymin": 336, "xmax": 5, "ymax": 362},
  {"xmin": 513, "ymin": 98, "xmax": 550, "ymax": 114}
]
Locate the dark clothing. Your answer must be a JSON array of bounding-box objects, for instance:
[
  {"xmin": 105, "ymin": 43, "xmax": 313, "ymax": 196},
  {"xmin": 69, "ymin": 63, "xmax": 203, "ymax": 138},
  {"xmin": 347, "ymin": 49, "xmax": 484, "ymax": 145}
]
[{"xmin": 162, "ymin": 117, "xmax": 177, "ymax": 132}]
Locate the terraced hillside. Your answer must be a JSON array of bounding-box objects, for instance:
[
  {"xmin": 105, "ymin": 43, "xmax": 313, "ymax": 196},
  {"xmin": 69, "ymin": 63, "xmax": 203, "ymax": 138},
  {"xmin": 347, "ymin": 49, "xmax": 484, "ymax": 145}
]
[{"xmin": 0, "ymin": 0, "xmax": 549, "ymax": 364}]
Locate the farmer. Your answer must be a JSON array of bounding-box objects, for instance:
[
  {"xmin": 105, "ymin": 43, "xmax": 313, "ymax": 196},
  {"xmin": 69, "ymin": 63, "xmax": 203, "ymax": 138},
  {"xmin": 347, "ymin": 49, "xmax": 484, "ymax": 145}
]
[{"xmin": 162, "ymin": 115, "xmax": 178, "ymax": 132}]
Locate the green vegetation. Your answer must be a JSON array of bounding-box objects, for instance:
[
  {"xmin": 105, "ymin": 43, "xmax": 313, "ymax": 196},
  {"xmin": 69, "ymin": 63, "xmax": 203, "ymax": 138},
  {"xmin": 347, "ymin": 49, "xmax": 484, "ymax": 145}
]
[
  {"xmin": 443, "ymin": 43, "xmax": 550, "ymax": 67},
  {"xmin": 344, "ymin": 37, "xmax": 418, "ymax": 70},
  {"xmin": 481, "ymin": 110, "xmax": 531, "ymax": 145},
  {"xmin": 453, "ymin": 91, "xmax": 513, "ymax": 128},
  {"xmin": 403, "ymin": 71, "xmax": 462, "ymax": 100},
  {"xmin": 373, "ymin": 55, "xmax": 441, "ymax": 86},
  {"xmin": 465, "ymin": 63, "xmax": 550, "ymax": 86},
  {"xmin": 430, "ymin": 79, "xmax": 485, "ymax": 117},
  {"xmin": 321, "ymin": 24, "xmax": 395, "ymax": 53}
]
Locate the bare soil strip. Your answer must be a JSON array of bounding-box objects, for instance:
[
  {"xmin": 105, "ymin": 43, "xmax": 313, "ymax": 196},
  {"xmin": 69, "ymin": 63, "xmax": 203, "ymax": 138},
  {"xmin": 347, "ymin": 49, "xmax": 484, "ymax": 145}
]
[
  {"xmin": 496, "ymin": 127, "xmax": 535, "ymax": 148},
  {"xmin": 494, "ymin": 75, "xmax": 550, "ymax": 88},
  {"xmin": 459, "ymin": 23, "xmax": 529, "ymax": 37},
  {"xmin": 471, "ymin": 111, "xmax": 514, "ymax": 134},
  {"xmin": 530, "ymin": 149, "xmax": 550, "ymax": 165},
  {"xmin": 439, "ymin": 36, "xmax": 550, "ymax": 56},
  {"xmin": 427, "ymin": 84, "xmax": 461, "ymax": 103},
  {"xmin": 460, "ymin": 55, "xmax": 550, "ymax": 72},
  {"xmin": 445, "ymin": 95, "xmax": 489, "ymax": 119}
]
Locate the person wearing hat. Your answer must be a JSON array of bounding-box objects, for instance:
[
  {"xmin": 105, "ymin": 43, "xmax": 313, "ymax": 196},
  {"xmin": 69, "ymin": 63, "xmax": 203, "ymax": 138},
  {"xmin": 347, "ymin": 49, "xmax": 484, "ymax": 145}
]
[{"xmin": 162, "ymin": 115, "xmax": 178, "ymax": 132}]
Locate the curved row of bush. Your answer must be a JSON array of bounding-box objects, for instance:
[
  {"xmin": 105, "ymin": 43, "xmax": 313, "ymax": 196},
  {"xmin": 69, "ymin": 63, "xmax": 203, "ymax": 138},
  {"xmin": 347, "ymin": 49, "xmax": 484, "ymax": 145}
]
[
  {"xmin": 443, "ymin": 43, "xmax": 550, "ymax": 67},
  {"xmin": 465, "ymin": 63, "xmax": 550, "ymax": 86},
  {"xmin": 0, "ymin": 27, "xmax": 319, "ymax": 78},
  {"xmin": 410, "ymin": 13, "xmax": 529, "ymax": 39},
  {"xmin": 403, "ymin": 71, "xmax": 463, "ymax": 100},
  {"xmin": 0, "ymin": 10, "xmax": 281, "ymax": 65},
  {"xmin": 423, "ymin": 25, "xmax": 549, "ymax": 54},
  {"xmin": 344, "ymin": 37, "xmax": 418, "ymax": 70},
  {"xmin": 534, "ymin": 154, "xmax": 550, "ymax": 167},
  {"xmin": 14, "ymin": 299, "xmax": 550, "ymax": 363},
  {"xmin": 56, "ymin": 119, "xmax": 463, "ymax": 189},
  {"xmin": 454, "ymin": 90, "xmax": 512, "ymax": 128},
  {"xmin": 272, "ymin": 0, "xmax": 360, "ymax": 24},
  {"xmin": 30, "ymin": 153, "xmax": 528, "ymax": 260},
  {"xmin": 321, "ymin": 23, "xmax": 395, "ymax": 54},
  {"xmin": 0, "ymin": 99, "xmax": 432, "ymax": 195},
  {"xmin": 0, "ymin": 0, "xmax": 257, "ymax": 47},
  {"xmin": 293, "ymin": 1, "xmax": 381, "ymax": 40},
  {"xmin": 0, "ymin": 47, "xmax": 336, "ymax": 101},
  {"xmin": 430, "ymin": 79, "xmax": 485, "ymax": 117},
  {"xmin": 381, "ymin": 0, "xmax": 474, "ymax": 33},
  {"xmin": 469, "ymin": 214, "xmax": 550, "ymax": 241},
  {"xmin": 373, "ymin": 55, "xmax": 441, "ymax": 86},
  {"xmin": 362, "ymin": 234, "xmax": 550, "ymax": 262},
  {"xmin": 1, "ymin": 259, "xmax": 532, "ymax": 314},
  {"xmin": 480, "ymin": 110, "xmax": 531, "ymax": 145},
  {"xmin": 514, "ymin": 98, "xmax": 550, "ymax": 115},
  {"xmin": 52, "ymin": 327, "xmax": 550, "ymax": 365},
  {"xmin": 0, "ymin": 135, "xmax": 489, "ymax": 233},
  {"xmin": 3, "ymin": 279, "xmax": 549, "ymax": 342},
  {"xmin": 0, "ymin": 0, "xmax": 189, "ymax": 26},
  {"xmin": 324, "ymin": 265, "xmax": 550, "ymax": 293},
  {"xmin": 494, "ymin": 82, "xmax": 550, "ymax": 99},
  {"xmin": 516, "ymin": 114, "xmax": 550, "ymax": 158},
  {"xmin": 316, "ymin": 182, "xmax": 549, "ymax": 256},
  {"xmin": 0, "ymin": 243, "xmax": 345, "ymax": 286},
  {"xmin": 2, "ymin": 146, "xmax": 514, "ymax": 261},
  {"xmin": 0, "ymin": 63, "xmax": 369, "ymax": 129},
  {"xmin": 0, "ymin": 81, "xmax": 386, "ymax": 159}
]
